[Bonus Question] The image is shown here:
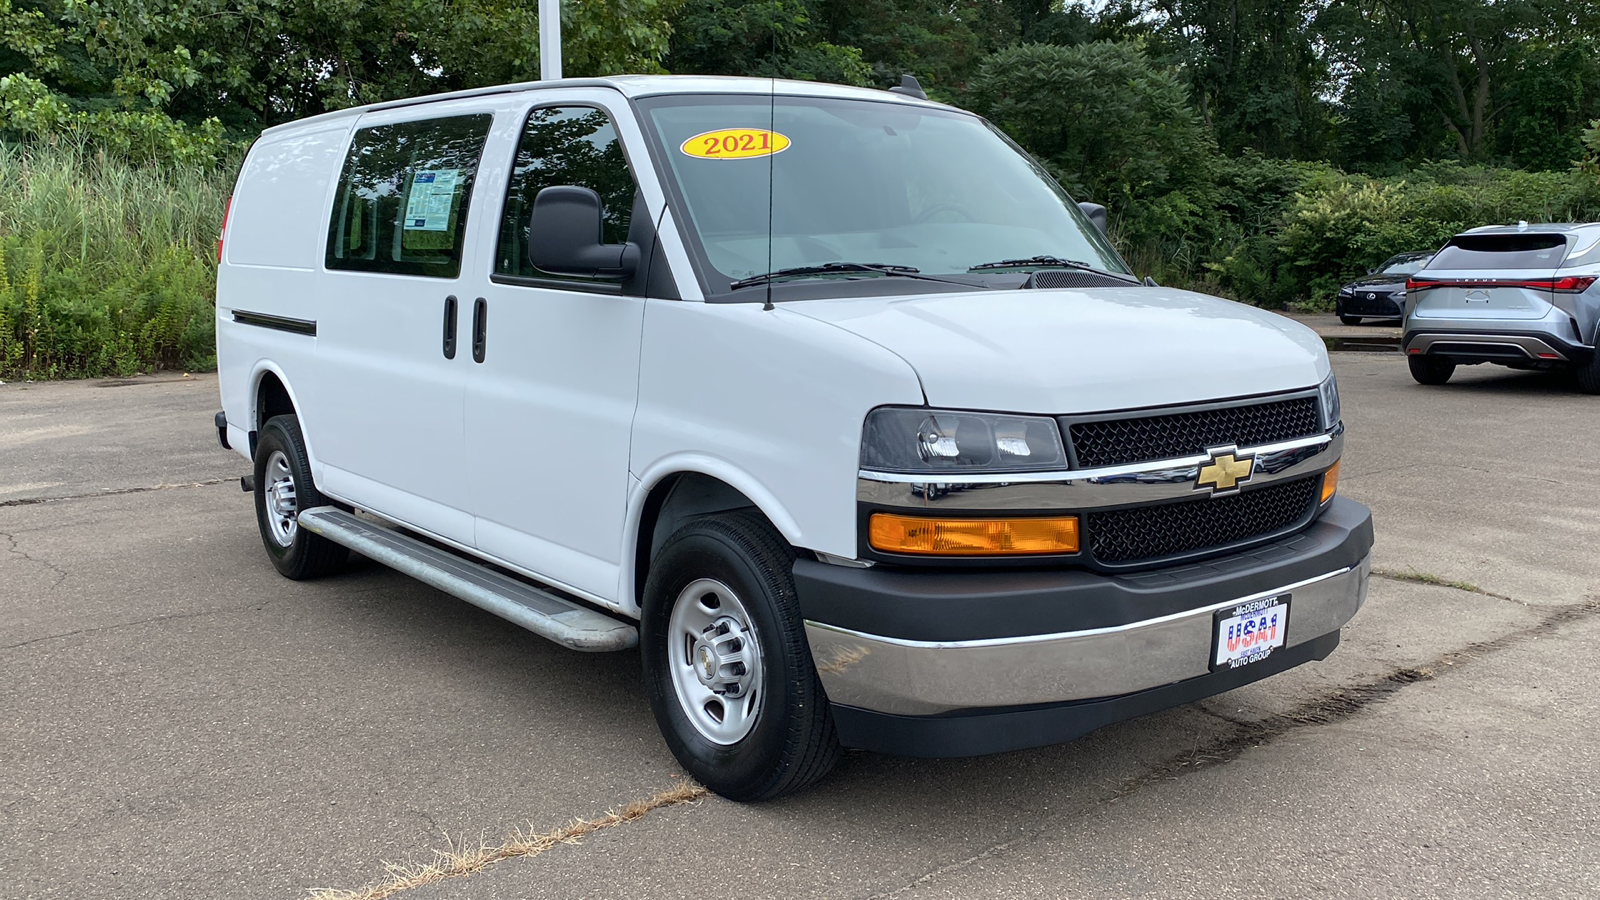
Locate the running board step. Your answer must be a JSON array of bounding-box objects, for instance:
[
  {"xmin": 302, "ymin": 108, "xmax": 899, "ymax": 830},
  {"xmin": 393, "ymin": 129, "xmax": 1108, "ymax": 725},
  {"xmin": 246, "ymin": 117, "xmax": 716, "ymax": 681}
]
[{"xmin": 297, "ymin": 507, "xmax": 637, "ymax": 652}]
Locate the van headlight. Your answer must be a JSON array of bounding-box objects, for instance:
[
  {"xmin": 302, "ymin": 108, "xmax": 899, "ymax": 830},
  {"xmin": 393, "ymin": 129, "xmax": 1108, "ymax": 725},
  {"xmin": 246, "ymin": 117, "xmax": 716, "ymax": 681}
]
[
  {"xmin": 861, "ymin": 408, "xmax": 1067, "ymax": 474},
  {"xmin": 1318, "ymin": 372, "xmax": 1341, "ymax": 430}
]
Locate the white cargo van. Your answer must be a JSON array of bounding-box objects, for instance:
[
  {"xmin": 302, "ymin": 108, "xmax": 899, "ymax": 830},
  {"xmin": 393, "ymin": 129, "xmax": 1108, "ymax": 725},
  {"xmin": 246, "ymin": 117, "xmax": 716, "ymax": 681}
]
[{"xmin": 215, "ymin": 75, "xmax": 1372, "ymax": 800}]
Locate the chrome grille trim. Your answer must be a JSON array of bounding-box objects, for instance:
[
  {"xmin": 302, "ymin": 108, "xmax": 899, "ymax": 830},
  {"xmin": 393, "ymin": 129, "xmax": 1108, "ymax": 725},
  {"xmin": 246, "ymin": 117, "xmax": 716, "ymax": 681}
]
[{"xmin": 857, "ymin": 431, "xmax": 1337, "ymax": 512}]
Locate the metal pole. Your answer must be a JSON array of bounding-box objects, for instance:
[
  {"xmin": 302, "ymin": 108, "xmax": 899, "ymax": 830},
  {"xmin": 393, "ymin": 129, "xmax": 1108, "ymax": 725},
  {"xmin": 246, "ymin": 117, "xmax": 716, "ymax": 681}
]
[{"xmin": 538, "ymin": 0, "xmax": 562, "ymax": 80}]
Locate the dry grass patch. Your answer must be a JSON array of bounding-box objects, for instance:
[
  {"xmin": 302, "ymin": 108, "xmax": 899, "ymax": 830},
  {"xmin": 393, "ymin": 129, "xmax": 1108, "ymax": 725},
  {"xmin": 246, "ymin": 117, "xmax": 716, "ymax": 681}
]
[{"xmin": 308, "ymin": 781, "xmax": 709, "ymax": 900}]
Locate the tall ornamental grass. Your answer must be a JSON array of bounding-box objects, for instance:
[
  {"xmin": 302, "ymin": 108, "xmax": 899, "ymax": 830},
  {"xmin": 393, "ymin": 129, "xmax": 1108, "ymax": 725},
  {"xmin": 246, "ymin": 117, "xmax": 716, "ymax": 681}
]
[{"xmin": 0, "ymin": 140, "xmax": 230, "ymax": 378}]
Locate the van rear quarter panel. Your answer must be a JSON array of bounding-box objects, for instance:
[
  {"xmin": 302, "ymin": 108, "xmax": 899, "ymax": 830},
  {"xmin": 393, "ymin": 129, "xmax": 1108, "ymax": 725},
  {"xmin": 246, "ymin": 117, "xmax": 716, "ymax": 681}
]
[{"xmin": 216, "ymin": 121, "xmax": 353, "ymax": 458}]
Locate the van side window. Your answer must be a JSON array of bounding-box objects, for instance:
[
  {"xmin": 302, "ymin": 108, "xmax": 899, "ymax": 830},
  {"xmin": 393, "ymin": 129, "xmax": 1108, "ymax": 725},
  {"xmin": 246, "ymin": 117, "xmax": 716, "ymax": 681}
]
[
  {"xmin": 326, "ymin": 113, "xmax": 493, "ymax": 278},
  {"xmin": 495, "ymin": 106, "xmax": 637, "ymax": 281}
]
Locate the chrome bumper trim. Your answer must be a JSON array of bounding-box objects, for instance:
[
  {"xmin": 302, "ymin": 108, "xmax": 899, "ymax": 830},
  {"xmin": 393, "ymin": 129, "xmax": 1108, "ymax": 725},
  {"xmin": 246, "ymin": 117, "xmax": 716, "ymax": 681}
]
[
  {"xmin": 1404, "ymin": 332, "xmax": 1570, "ymax": 360},
  {"xmin": 805, "ymin": 553, "xmax": 1370, "ymax": 716},
  {"xmin": 857, "ymin": 431, "xmax": 1339, "ymax": 511}
]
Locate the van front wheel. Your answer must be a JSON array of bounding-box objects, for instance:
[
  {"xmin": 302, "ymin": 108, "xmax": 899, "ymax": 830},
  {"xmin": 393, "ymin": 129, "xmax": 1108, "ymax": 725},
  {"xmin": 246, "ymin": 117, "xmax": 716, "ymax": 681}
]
[
  {"xmin": 641, "ymin": 511, "xmax": 840, "ymax": 801},
  {"xmin": 254, "ymin": 414, "xmax": 347, "ymax": 580}
]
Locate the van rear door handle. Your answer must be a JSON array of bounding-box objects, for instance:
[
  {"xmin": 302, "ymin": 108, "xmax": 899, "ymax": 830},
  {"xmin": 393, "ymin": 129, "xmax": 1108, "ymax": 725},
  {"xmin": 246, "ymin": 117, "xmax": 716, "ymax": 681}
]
[
  {"xmin": 442, "ymin": 295, "xmax": 458, "ymax": 359},
  {"xmin": 472, "ymin": 298, "xmax": 488, "ymax": 363}
]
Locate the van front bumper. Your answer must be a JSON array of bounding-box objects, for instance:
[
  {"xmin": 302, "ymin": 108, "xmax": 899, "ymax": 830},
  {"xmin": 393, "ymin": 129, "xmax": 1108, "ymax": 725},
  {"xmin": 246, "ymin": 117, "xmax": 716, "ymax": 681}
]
[{"xmin": 795, "ymin": 496, "xmax": 1373, "ymax": 756}]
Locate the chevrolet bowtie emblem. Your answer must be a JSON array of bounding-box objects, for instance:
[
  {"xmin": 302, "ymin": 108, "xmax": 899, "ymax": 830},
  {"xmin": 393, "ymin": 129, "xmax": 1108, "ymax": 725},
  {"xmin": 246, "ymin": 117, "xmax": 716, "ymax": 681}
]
[{"xmin": 1196, "ymin": 447, "xmax": 1255, "ymax": 495}]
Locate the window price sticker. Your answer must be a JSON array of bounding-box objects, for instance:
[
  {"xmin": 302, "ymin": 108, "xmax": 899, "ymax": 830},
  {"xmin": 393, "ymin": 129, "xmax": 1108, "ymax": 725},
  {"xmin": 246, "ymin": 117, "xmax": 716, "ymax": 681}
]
[{"xmin": 404, "ymin": 169, "xmax": 460, "ymax": 231}]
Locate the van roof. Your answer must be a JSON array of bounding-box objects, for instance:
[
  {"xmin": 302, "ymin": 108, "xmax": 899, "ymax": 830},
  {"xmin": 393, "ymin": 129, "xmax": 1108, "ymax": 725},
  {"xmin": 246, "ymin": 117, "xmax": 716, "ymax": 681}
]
[{"xmin": 259, "ymin": 75, "xmax": 949, "ymax": 138}]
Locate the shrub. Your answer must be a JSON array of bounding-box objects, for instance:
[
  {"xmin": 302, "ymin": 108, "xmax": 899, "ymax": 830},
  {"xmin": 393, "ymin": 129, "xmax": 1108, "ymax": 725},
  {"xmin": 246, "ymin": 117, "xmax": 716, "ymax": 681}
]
[
  {"xmin": 1120, "ymin": 156, "xmax": 1600, "ymax": 309},
  {"xmin": 0, "ymin": 139, "xmax": 227, "ymax": 378},
  {"xmin": 1275, "ymin": 166, "xmax": 1600, "ymax": 307}
]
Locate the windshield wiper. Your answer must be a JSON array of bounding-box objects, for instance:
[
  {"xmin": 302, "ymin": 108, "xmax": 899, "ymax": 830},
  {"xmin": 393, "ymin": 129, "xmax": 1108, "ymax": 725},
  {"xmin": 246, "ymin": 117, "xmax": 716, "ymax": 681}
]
[
  {"xmin": 728, "ymin": 262, "xmax": 983, "ymax": 291},
  {"xmin": 967, "ymin": 255, "xmax": 1137, "ymax": 282}
]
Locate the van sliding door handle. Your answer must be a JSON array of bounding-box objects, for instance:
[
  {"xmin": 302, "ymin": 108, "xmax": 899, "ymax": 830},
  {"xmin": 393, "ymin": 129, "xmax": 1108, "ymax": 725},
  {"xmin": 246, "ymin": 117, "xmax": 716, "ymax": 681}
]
[
  {"xmin": 472, "ymin": 298, "xmax": 488, "ymax": 363},
  {"xmin": 442, "ymin": 295, "xmax": 458, "ymax": 359}
]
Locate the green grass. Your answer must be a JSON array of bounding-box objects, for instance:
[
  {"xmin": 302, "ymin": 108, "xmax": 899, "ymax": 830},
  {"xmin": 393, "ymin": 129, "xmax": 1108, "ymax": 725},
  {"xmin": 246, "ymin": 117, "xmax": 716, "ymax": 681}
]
[{"xmin": 0, "ymin": 139, "xmax": 230, "ymax": 378}]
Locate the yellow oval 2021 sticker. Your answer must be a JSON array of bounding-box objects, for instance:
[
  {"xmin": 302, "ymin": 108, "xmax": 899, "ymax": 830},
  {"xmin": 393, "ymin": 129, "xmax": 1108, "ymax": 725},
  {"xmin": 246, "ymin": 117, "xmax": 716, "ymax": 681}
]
[{"xmin": 680, "ymin": 129, "xmax": 791, "ymax": 160}]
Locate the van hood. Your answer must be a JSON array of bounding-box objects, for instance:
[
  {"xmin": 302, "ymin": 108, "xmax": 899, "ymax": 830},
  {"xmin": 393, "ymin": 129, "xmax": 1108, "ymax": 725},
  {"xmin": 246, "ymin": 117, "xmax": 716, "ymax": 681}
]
[{"xmin": 784, "ymin": 288, "xmax": 1329, "ymax": 413}]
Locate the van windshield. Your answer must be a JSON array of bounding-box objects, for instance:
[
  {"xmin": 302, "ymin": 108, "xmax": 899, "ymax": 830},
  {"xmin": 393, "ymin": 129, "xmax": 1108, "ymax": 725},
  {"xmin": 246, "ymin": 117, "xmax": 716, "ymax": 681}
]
[{"xmin": 636, "ymin": 94, "xmax": 1130, "ymax": 298}]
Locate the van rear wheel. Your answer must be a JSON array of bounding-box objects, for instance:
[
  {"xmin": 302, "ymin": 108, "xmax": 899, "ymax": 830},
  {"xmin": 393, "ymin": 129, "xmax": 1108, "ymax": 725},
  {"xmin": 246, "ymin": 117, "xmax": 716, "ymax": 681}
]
[
  {"xmin": 254, "ymin": 414, "xmax": 347, "ymax": 580},
  {"xmin": 1408, "ymin": 355, "xmax": 1455, "ymax": 386},
  {"xmin": 641, "ymin": 511, "xmax": 840, "ymax": 801}
]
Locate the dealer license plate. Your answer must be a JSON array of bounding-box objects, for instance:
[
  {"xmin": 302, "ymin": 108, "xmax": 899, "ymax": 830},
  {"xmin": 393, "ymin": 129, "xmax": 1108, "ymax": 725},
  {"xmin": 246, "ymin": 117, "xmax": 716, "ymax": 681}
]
[{"xmin": 1213, "ymin": 595, "xmax": 1289, "ymax": 669}]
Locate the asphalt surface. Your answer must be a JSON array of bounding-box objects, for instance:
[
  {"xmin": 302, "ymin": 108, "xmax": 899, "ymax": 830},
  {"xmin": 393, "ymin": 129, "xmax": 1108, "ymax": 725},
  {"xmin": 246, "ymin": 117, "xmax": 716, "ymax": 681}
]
[
  {"xmin": 1277, "ymin": 313, "xmax": 1403, "ymax": 351},
  {"xmin": 2, "ymin": 356, "xmax": 1597, "ymax": 899}
]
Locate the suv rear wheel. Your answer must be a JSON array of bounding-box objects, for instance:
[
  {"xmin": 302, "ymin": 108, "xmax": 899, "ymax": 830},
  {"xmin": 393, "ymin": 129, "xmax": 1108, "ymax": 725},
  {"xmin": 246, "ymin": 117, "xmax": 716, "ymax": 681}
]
[
  {"xmin": 641, "ymin": 510, "xmax": 840, "ymax": 800},
  {"xmin": 254, "ymin": 414, "xmax": 347, "ymax": 580},
  {"xmin": 1408, "ymin": 355, "xmax": 1456, "ymax": 386},
  {"xmin": 1576, "ymin": 350, "xmax": 1600, "ymax": 395}
]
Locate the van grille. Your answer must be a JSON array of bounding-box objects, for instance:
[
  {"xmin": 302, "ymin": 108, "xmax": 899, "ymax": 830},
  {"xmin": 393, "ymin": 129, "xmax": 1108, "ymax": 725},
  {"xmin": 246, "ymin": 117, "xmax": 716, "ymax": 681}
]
[
  {"xmin": 1066, "ymin": 396, "xmax": 1320, "ymax": 469},
  {"xmin": 1086, "ymin": 475, "xmax": 1321, "ymax": 565}
]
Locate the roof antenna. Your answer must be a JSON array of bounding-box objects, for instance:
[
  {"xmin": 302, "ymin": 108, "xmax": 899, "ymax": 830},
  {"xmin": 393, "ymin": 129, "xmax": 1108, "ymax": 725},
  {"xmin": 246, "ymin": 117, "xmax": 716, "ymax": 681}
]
[
  {"xmin": 888, "ymin": 74, "xmax": 927, "ymax": 100},
  {"xmin": 764, "ymin": 75, "xmax": 776, "ymax": 312}
]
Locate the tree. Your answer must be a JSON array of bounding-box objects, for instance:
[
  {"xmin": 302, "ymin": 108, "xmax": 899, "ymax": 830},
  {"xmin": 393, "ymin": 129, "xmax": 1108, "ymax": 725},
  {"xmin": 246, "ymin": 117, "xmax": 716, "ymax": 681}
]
[
  {"xmin": 1133, "ymin": 0, "xmax": 1332, "ymax": 159},
  {"xmin": 970, "ymin": 40, "xmax": 1215, "ymax": 219},
  {"xmin": 0, "ymin": 0, "xmax": 682, "ymax": 157},
  {"xmin": 815, "ymin": 0, "xmax": 1015, "ymax": 90},
  {"xmin": 1320, "ymin": 0, "xmax": 1600, "ymax": 167},
  {"xmin": 664, "ymin": 0, "xmax": 870, "ymax": 85}
]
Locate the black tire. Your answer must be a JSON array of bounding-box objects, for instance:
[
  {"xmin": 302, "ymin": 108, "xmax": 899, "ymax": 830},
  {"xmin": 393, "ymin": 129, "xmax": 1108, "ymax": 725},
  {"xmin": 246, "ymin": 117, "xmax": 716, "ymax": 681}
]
[
  {"xmin": 1339, "ymin": 314, "xmax": 1362, "ymax": 326},
  {"xmin": 641, "ymin": 510, "xmax": 840, "ymax": 801},
  {"xmin": 1576, "ymin": 350, "xmax": 1600, "ymax": 395},
  {"xmin": 253, "ymin": 414, "xmax": 347, "ymax": 580},
  {"xmin": 1408, "ymin": 354, "xmax": 1456, "ymax": 386}
]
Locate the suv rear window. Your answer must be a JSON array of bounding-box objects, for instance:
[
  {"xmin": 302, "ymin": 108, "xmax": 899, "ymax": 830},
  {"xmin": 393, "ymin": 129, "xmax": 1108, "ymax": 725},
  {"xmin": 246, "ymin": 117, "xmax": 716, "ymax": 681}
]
[
  {"xmin": 1429, "ymin": 234, "xmax": 1569, "ymax": 270},
  {"xmin": 326, "ymin": 114, "xmax": 493, "ymax": 278}
]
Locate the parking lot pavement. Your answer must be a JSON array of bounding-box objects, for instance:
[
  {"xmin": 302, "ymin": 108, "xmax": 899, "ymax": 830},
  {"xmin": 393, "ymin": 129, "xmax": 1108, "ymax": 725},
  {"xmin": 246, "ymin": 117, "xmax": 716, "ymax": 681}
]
[
  {"xmin": 2, "ymin": 356, "xmax": 1596, "ymax": 900},
  {"xmin": 1275, "ymin": 313, "xmax": 1402, "ymax": 351},
  {"xmin": 0, "ymin": 373, "xmax": 229, "ymax": 505}
]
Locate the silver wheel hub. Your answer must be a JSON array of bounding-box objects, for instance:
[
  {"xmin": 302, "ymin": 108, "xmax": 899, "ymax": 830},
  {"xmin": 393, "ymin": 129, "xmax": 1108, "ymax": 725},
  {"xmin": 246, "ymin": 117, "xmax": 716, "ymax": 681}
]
[
  {"xmin": 667, "ymin": 579, "xmax": 764, "ymax": 745},
  {"xmin": 264, "ymin": 450, "xmax": 298, "ymax": 548}
]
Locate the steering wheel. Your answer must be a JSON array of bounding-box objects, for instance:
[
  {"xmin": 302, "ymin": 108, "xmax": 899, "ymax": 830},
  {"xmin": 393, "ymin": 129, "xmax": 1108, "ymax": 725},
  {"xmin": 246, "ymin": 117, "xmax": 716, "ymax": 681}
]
[{"xmin": 912, "ymin": 202, "xmax": 974, "ymax": 224}]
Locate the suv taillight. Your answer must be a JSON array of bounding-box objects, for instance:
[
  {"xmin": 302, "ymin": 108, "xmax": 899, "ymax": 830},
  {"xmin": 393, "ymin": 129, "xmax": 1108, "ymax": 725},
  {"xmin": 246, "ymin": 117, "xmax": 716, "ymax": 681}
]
[{"xmin": 1406, "ymin": 275, "xmax": 1596, "ymax": 293}]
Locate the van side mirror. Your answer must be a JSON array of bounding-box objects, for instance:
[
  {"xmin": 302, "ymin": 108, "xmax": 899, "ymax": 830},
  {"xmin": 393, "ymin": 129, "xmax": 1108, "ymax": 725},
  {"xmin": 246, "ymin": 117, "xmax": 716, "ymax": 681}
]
[
  {"xmin": 1078, "ymin": 201, "xmax": 1108, "ymax": 236},
  {"xmin": 527, "ymin": 186, "xmax": 640, "ymax": 279}
]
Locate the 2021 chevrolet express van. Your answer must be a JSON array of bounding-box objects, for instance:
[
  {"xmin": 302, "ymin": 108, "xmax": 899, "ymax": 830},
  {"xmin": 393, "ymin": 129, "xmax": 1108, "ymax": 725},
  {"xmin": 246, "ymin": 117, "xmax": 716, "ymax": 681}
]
[{"xmin": 214, "ymin": 75, "xmax": 1374, "ymax": 800}]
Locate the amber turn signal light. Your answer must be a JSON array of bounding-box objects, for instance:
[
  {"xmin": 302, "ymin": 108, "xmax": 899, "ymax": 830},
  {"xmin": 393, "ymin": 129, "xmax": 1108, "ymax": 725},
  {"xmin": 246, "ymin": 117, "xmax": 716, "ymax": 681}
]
[
  {"xmin": 1321, "ymin": 459, "xmax": 1341, "ymax": 504},
  {"xmin": 868, "ymin": 513, "xmax": 1080, "ymax": 556}
]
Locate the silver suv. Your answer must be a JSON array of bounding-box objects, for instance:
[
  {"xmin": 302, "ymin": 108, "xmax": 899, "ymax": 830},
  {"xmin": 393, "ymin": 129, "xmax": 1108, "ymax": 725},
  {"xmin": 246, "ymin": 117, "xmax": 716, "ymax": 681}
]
[{"xmin": 1403, "ymin": 223, "xmax": 1600, "ymax": 393}]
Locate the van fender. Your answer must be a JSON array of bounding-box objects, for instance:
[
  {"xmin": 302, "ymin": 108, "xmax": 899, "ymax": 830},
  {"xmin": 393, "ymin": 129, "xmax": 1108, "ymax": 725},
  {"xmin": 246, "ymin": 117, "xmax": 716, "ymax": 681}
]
[{"xmin": 620, "ymin": 454, "xmax": 807, "ymax": 613}]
